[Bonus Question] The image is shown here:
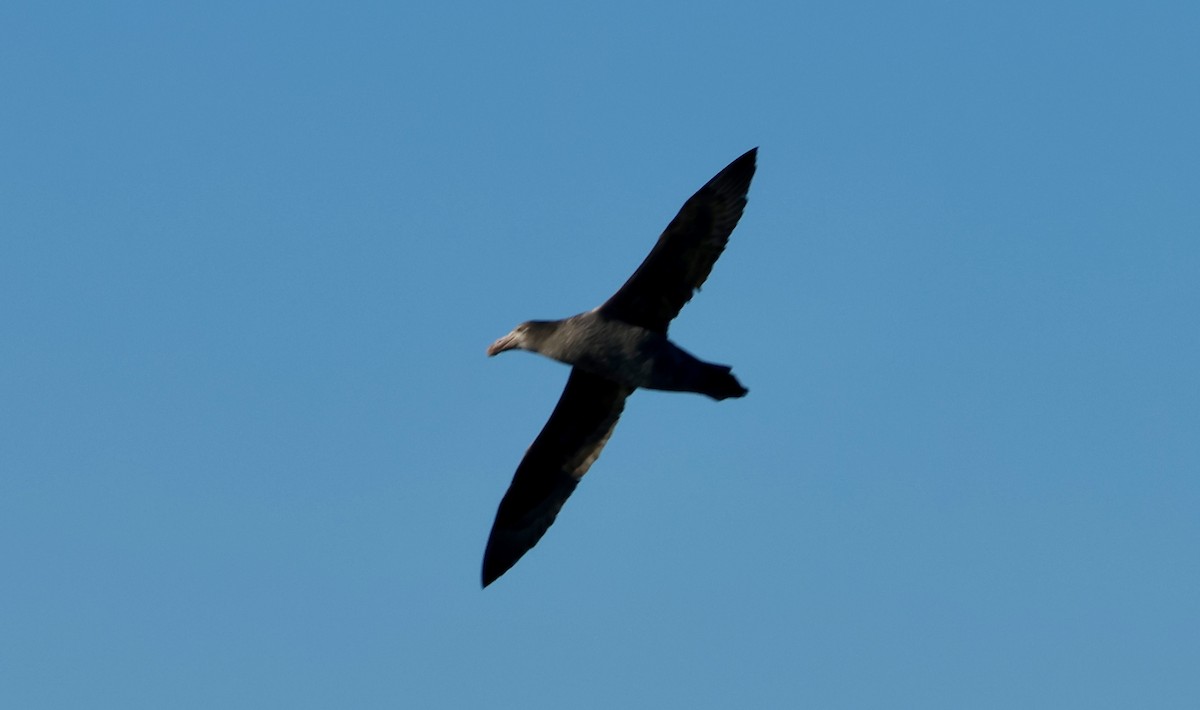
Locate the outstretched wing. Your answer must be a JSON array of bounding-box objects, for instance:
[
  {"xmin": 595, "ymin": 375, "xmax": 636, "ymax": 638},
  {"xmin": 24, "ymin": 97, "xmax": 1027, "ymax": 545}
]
[
  {"xmin": 482, "ymin": 368, "xmax": 633, "ymax": 587},
  {"xmin": 599, "ymin": 147, "xmax": 757, "ymax": 334}
]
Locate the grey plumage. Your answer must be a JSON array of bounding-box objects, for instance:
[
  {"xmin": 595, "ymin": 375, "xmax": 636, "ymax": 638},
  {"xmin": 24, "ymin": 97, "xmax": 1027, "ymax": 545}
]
[{"xmin": 482, "ymin": 148, "xmax": 757, "ymax": 587}]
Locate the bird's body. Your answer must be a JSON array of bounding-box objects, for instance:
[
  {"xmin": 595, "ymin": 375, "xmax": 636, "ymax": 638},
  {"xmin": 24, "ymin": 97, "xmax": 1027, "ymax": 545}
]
[
  {"xmin": 488, "ymin": 311, "xmax": 747, "ymax": 399},
  {"xmin": 482, "ymin": 148, "xmax": 758, "ymax": 587}
]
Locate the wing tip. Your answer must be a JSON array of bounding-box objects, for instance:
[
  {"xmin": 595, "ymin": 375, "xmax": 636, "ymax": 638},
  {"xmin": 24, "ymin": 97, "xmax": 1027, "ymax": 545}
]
[
  {"xmin": 733, "ymin": 146, "xmax": 758, "ymax": 169},
  {"xmin": 481, "ymin": 544, "xmax": 515, "ymax": 588},
  {"xmin": 708, "ymin": 147, "xmax": 757, "ymax": 198}
]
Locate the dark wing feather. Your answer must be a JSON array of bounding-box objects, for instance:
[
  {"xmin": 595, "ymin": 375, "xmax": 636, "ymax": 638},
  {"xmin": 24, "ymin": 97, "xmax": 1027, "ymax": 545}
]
[
  {"xmin": 598, "ymin": 148, "xmax": 757, "ymax": 333},
  {"xmin": 482, "ymin": 368, "xmax": 633, "ymax": 587}
]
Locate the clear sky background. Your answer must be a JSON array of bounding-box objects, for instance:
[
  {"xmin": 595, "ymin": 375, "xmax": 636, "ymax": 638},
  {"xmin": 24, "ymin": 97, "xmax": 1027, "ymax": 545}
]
[{"xmin": 3, "ymin": 2, "xmax": 1197, "ymax": 708}]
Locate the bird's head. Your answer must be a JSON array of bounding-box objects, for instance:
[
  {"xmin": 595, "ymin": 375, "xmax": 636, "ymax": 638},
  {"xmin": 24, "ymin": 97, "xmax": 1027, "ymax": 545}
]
[{"xmin": 486, "ymin": 320, "xmax": 554, "ymax": 357}]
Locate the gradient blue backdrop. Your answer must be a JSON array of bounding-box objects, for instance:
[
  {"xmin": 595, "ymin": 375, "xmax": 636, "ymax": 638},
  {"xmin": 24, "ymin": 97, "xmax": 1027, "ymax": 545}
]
[{"xmin": 3, "ymin": 2, "xmax": 1197, "ymax": 708}]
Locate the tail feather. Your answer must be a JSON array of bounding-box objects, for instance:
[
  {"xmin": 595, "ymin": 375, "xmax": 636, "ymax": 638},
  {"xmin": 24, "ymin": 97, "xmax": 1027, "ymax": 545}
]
[{"xmin": 700, "ymin": 364, "xmax": 748, "ymax": 401}]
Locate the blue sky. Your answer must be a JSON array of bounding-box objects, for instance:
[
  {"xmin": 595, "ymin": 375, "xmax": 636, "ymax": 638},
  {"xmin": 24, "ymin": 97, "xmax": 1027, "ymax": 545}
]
[{"xmin": 2, "ymin": 2, "xmax": 1197, "ymax": 707}]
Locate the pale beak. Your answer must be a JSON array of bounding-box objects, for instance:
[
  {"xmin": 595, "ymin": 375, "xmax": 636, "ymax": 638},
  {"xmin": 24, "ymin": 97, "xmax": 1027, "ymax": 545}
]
[{"xmin": 486, "ymin": 331, "xmax": 519, "ymax": 357}]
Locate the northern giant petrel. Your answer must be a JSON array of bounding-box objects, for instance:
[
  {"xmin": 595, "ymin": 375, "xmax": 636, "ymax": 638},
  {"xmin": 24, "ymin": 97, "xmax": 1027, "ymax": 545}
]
[{"xmin": 482, "ymin": 148, "xmax": 757, "ymax": 587}]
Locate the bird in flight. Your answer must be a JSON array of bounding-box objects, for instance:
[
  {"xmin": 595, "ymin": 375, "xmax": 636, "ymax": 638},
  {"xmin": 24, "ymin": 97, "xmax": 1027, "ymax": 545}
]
[{"xmin": 482, "ymin": 148, "xmax": 757, "ymax": 587}]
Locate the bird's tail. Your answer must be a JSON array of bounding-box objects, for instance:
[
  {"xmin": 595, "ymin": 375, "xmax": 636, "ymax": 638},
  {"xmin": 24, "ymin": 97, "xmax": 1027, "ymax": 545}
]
[{"xmin": 699, "ymin": 363, "xmax": 748, "ymax": 401}]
